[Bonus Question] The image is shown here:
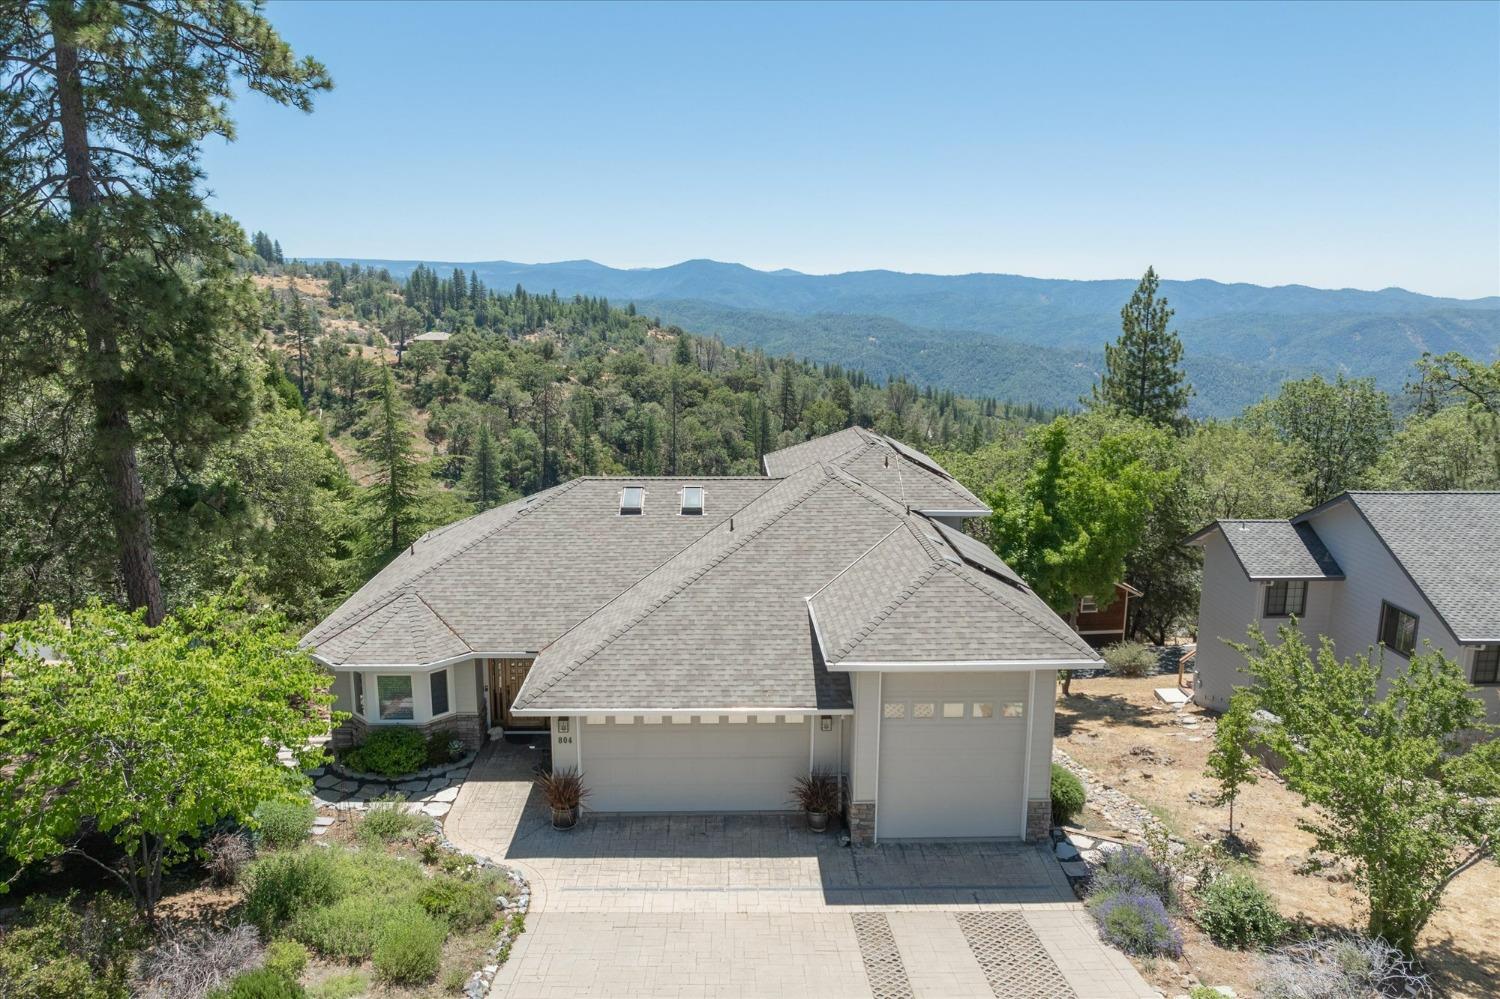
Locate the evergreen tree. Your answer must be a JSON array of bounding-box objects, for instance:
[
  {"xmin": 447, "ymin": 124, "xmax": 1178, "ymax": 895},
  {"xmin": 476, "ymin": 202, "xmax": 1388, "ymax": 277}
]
[
  {"xmin": 1087, "ymin": 267, "xmax": 1192, "ymax": 431},
  {"xmin": 355, "ymin": 367, "xmax": 423, "ymax": 555},
  {"xmin": 272, "ymin": 239, "xmax": 284, "ymax": 264},
  {"xmin": 462, "ymin": 421, "xmax": 502, "ymax": 508}
]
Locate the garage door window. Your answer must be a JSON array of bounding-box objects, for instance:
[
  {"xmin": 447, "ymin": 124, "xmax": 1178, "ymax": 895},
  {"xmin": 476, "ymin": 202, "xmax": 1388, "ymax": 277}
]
[
  {"xmin": 942, "ymin": 702, "xmax": 965, "ymax": 718},
  {"xmin": 913, "ymin": 702, "xmax": 935, "ymax": 719},
  {"xmin": 1002, "ymin": 701, "xmax": 1025, "ymax": 718},
  {"xmin": 883, "ymin": 702, "xmax": 906, "ymax": 719},
  {"xmin": 972, "ymin": 702, "xmax": 994, "ymax": 719}
]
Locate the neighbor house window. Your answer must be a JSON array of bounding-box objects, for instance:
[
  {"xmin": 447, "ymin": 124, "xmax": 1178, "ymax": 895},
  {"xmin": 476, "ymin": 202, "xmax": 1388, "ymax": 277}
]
[
  {"xmin": 1473, "ymin": 646, "xmax": 1499, "ymax": 685},
  {"xmin": 680, "ymin": 485, "xmax": 704, "ymax": 516},
  {"xmin": 351, "ymin": 671, "xmax": 365, "ymax": 716},
  {"xmin": 1078, "ymin": 596, "xmax": 1099, "ymax": 614},
  {"xmin": 377, "ymin": 675, "xmax": 415, "ymax": 719},
  {"xmin": 1378, "ymin": 601, "xmax": 1418, "ymax": 658},
  {"xmin": 619, "ymin": 486, "xmax": 644, "ymax": 515},
  {"xmin": 430, "ymin": 668, "xmax": 450, "ymax": 716},
  {"xmin": 1263, "ymin": 580, "xmax": 1306, "ymax": 617}
]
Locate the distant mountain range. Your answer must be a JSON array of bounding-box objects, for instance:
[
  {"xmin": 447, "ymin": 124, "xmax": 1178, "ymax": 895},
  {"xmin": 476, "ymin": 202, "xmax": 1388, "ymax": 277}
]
[{"xmin": 317, "ymin": 257, "xmax": 1500, "ymax": 417}]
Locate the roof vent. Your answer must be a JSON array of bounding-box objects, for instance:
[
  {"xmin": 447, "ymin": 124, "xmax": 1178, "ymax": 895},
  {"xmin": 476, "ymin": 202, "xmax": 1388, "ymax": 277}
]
[
  {"xmin": 680, "ymin": 485, "xmax": 704, "ymax": 516},
  {"xmin": 619, "ymin": 485, "xmax": 644, "ymax": 516}
]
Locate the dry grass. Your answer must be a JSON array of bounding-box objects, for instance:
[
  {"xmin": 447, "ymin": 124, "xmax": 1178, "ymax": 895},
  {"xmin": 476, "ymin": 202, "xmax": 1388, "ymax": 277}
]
[{"xmin": 1056, "ymin": 675, "xmax": 1499, "ymax": 998}]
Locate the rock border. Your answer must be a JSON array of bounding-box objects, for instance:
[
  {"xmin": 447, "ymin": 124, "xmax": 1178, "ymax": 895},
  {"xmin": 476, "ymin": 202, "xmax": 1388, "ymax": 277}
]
[
  {"xmin": 425, "ymin": 827, "xmax": 530, "ymax": 999},
  {"xmin": 1050, "ymin": 747, "xmax": 1186, "ymax": 895},
  {"xmin": 323, "ymin": 749, "xmax": 477, "ymax": 784}
]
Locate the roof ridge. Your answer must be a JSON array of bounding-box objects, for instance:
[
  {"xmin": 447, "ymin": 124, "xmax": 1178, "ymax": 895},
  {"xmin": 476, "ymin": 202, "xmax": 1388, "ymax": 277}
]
[
  {"xmin": 301, "ymin": 585, "xmax": 410, "ymax": 652},
  {"xmin": 412, "ymin": 590, "xmax": 474, "ymax": 653},
  {"xmin": 939, "ymin": 561, "xmax": 1096, "ymax": 653},
  {"xmin": 806, "ymin": 522, "xmax": 908, "ymax": 602},
  {"xmin": 518, "ymin": 467, "xmax": 842, "ymax": 707},
  {"xmin": 335, "ymin": 589, "xmax": 417, "ymax": 663},
  {"xmin": 831, "ymin": 561, "xmax": 946, "ymax": 661},
  {"xmin": 306, "ymin": 478, "xmax": 586, "ymax": 642}
]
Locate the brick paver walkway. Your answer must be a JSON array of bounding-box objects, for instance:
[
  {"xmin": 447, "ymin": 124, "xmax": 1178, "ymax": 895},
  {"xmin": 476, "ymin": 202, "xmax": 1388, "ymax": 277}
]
[{"xmin": 445, "ymin": 742, "xmax": 1156, "ymax": 999}]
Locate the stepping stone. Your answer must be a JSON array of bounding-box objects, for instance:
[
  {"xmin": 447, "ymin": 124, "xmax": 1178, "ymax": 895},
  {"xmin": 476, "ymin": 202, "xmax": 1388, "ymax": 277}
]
[
  {"xmin": 312, "ymin": 816, "xmax": 336, "ymax": 828},
  {"xmin": 430, "ymin": 786, "xmax": 460, "ymax": 803},
  {"xmin": 1154, "ymin": 686, "xmax": 1189, "ymax": 705},
  {"xmin": 397, "ymin": 780, "xmax": 428, "ymax": 794},
  {"xmin": 334, "ymin": 780, "xmax": 359, "ymax": 793},
  {"xmin": 314, "ymin": 774, "xmax": 340, "ymax": 789},
  {"xmin": 1059, "ymin": 861, "xmax": 1090, "ymax": 879},
  {"xmin": 426, "ymin": 778, "xmax": 451, "ymax": 792},
  {"xmin": 448, "ymin": 768, "xmax": 469, "ymax": 780},
  {"xmin": 1070, "ymin": 835, "xmax": 1094, "ymax": 850},
  {"xmin": 1055, "ymin": 842, "xmax": 1080, "ymax": 861},
  {"xmin": 421, "ymin": 802, "xmax": 451, "ymax": 818}
]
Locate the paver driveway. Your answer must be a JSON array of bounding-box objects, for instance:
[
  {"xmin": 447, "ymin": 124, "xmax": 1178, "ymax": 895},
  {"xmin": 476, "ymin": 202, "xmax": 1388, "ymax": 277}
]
[{"xmin": 446, "ymin": 741, "xmax": 1155, "ymax": 999}]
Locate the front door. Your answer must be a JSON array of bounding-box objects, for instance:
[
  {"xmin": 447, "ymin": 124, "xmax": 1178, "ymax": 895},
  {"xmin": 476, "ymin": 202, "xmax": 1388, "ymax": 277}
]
[{"xmin": 488, "ymin": 658, "xmax": 547, "ymax": 730}]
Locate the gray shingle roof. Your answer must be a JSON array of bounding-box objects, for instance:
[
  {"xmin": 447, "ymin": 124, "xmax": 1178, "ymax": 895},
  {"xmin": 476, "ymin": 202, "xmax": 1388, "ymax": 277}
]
[
  {"xmin": 1186, "ymin": 520, "xmax": 1345, "ymax": 580},
  {"xmin": 1310, "ymin": 492, "xmax": 1500, "ymax": 643},
  {"xmin": 762, "ymin": 427, "xmax": 988, "ymax": 514}
]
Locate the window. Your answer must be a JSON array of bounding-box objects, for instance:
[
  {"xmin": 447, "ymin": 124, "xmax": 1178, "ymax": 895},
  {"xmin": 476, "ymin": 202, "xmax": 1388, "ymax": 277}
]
[
  {"xmin": 1079, "ymin": 596, "xmax": 1099, "ymax": 614},
  {"xmin": 377, "ymin": 675, "xmax": 414, "ymax": 719},
  {"xmin": 619, "ymin": 486, "xmax": 644, "ymax": 515},
  {"xmin": 680, "ymin": 485, "xmax": 704, "ymax": 516},
  {"xmin": 1002, "ymin": 701, "xmax": 1025, "ymax": 718},
  {"xmin": 429, "ymin": 668, "xmax": 450, "ymax": 716},
  {"xmin": 972, "ymin": 702, "xmax": 994, "ymax": 719},
  {"xmin": 351, "ymin": 671, "xmax": 365, "ymax": 716},
  {"xmin": 1263, "ymin": 580, "xmax": 1307, "ymax": 617},
  {"xmin": 882, "ymin": 702, "xmax": 906, "ymax": 719},
  {"xmin": 942, "ymin": 702, "xmax": 965, "ymax": 719},
  {"xmin": 1378, "ymin": 601, "xmax": 1418, "ymax": 658},
  {"xmin": 913, "ymin": 702, "xmax": 935, "ymax": 719},
  {"xmin": 1473, "ymin": 646, "xmax": 1499, "ymax": 685}
]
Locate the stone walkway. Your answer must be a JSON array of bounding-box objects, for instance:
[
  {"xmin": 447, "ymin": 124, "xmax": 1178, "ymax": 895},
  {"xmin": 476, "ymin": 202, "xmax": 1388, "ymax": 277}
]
[
  {"xmin": 445, "ymin": 742, "xmax": 1158, "ymax": 999},
  {"xmin": 309, "ymin": 762, "xmax": 470, "ymax": 818}
]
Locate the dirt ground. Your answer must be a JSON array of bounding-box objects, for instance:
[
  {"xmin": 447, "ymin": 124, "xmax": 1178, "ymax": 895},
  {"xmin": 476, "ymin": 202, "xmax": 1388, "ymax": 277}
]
[{"xmin": 1055, "ymin": 675, "xmax": 1498, "ymax": 998}]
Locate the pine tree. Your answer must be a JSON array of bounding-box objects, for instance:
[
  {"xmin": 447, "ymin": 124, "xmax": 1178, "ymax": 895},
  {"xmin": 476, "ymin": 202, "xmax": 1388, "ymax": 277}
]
[
  {"xmin": 462, "ymin": 421, "xmax": 502, "ymax": 508},
  {"xmin": 272, "ymin": 239, "xmax": 284, "ymax": 264},
  {"xmin": 778, "ymin": 366, "xmax": 799, "ymax": 431},
  {"xmin": 1087, "ymin": 267, "xmax": 1192, "ymax": 431},
  {"xmin": 356, "ymin": 367, "xmax": 424, "ymax": 554},
  {"xmin": 286, "ymin": 286, "xmax": 314, "ymax": 399}
]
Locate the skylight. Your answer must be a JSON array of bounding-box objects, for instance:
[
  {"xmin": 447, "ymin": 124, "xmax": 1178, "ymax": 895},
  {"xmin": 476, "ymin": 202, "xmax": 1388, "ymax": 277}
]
[
  {"xmin": 680, "ymin": 485, "xmax": 704, "ymax": 516},
  {"xmin": 619, "ymin": 486, "xmax": 644, "ymax": 516}
]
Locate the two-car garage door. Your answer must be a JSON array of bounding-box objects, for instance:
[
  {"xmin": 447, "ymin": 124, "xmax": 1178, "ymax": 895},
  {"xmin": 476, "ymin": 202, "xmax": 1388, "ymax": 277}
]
[
  {"xmin": 581, "ymin": 716, "xmax": 809, "ymax": 812},
  {"xmin": 877, "ymin": 672, "xmax": 1030, "ymax": 839}
]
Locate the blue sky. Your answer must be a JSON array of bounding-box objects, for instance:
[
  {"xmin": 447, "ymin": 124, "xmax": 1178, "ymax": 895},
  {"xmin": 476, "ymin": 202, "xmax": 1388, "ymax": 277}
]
[{"xmin": 202, "ymin": 1, "xmax": 1500, "ymax": 298}]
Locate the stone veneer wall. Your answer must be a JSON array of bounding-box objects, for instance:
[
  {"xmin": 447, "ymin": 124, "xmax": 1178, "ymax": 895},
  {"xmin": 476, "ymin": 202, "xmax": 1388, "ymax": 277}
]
[
  {"xmin": 847, "ymin": 801, "xmax": 876, "ymax": 846},
  {"xmin": 331, "ymin": 712, "xmax": 486, "ymax": 752},
  {"xmin": 1025, "ymin": 798, "xmax": 1051, "ymax": 843}
]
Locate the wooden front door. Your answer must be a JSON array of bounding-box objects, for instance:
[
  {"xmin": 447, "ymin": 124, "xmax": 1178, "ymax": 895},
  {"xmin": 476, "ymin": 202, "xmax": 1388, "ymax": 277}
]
[{"xmin": 489, "ymin": 658, "xmax": 546, "ymax": 730}]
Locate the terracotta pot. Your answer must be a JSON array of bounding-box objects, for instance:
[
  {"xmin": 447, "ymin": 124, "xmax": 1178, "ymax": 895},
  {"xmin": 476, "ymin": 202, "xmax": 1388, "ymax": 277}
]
[
  {"xmin": 806, "ymin": 809, "xmax": 830, "ymax": 833},
  {"xmin": 551, "ymin": 805, "xmax": 579, "ymax": 830}
]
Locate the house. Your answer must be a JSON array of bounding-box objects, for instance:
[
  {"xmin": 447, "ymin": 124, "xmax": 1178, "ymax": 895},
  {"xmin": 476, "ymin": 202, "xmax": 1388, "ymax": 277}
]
[
  {"xmin": 1185, "ymin": 492, "xmax": 1500, "ymax": 728},
  {"xmin": 1071, "ymin": 581, "xmax": 1144, "ymax": 648},
  {"xmin": 302, "ymin": 427, "xmax": 1100, "ymax": 843},
  {"xmin": 409, "ymin": 330, "xmax": 452, "ymax": 343}
]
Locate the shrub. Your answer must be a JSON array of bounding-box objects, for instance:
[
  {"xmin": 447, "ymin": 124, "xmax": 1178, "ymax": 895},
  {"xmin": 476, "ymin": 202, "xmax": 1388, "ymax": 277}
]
[
  {"xmin": 252, "ymin": 799, "xmax": 316, "ymax": 850},
  {"xmin": 424, "ymin": 729, "xmax": 463, "ymax": 766},
  {"xmin": 1197, "ymin": 871, "xmax": 1286, "ymax": 949},
  {"xmin": 371, "ymin": 914, "xmax": 445, "ymax": 985},
  {"xmin": 1259, "ymin": 934, "xmax": 1430, "ymax": 999},
  {"xmin": 342, "ymin": 728, "xmax": 426, "ymax": 776},
  {"xmin": 206, "ymin": 968, "xmax": 305, "ymax": 999},
  {"xmin": 789, "ymin": 771, "xmax": 840, "ymax": 813},
  {"xmin": 1049, "ymin": 764, "xmax": 1085, "ymax": 826},
  {"xmin": 1087, "ymin": 891, "xmax": 1183, "ymax": 957},
  {"xmin": 135, "ymin": 924, "xmax": 262, "ymax": 999},
  {"xmin": 203, "ymin": 831, "xmax": 255, "ymax": 888},
  {"xmin": 356, "ymin": 798, "xmax": 433, "ymax": 844},
  {"xmin": 0, "ymin": 892, "xmax": 142, "ymax": 999},
  {"xmin": 1102, "ymin": 640, "xmax": 1159, "ymax": 678},
  {"xmin": 1088, "ymin": 845, "xmax": 1177, "ymax": 910},
  {"xmin": 260, "ymin": 941, "xmax": 308, "ymax": 981},
  {"xmin": 534, "ymin": 766, "xmax": 589, "ymax": 810},
  {"xmin": 287, "ymin": 895, "xmax": 391, "ymax": 961},
  {"xmin": 306, "ymin": 974, "xmax": 367, "ymax": 999},
  {"xmin": 416, "ymin": 874, "xmax": 495, "ymax": 930},
  {"xmin": 242, "ymin": 849, "xmax": 342, "ymax": 935},
  {"xmin": 1189, "ymin": 988, "xmax": 1233, "ymax": 999}
]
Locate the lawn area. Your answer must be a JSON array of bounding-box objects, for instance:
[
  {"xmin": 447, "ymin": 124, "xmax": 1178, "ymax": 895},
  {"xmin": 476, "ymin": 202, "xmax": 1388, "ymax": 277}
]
[{"xmin": 1055, "ymin": 674, "xmax": 1499, "ymax": 998}]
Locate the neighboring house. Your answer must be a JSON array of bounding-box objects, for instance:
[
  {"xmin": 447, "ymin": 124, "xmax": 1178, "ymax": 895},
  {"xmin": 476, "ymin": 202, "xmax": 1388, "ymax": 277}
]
[
  {"xmin": 1071, "ymin": 582, "xmax": 1144, "ymax": 648},
  {"xmin": 409, "ymin": 330, "xmax": 452, "ymax": 343},
  {"xmin": 1186, "ymin": 492, "xmax": 1500, "ymax": 729},
  {"xmin": 303, "ymin": 427, "xmax": 1099, "ymax": 843}
]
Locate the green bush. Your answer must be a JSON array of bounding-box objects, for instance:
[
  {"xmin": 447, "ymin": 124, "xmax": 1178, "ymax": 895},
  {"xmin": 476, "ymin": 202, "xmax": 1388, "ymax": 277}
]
[
  {"xmin": 1197, "ymin": 872, "xmax": 1287, "ymax": 949},
  {"xmin": 1050, "ymin": 764, "xmax": 1085, "ymax": 825},
  {"xmin": 289, "ymin": 896, "xmax": 417, "ymax": 961},
  {"xmin": 0, "ymin": 892, "xmax": 142, "ymax": 999},
  {"xmin": 208, "ymin": 968, "xmax": 306, "ymax": 999},
  {"xmin": 307, "ymin": 973, "xmax": 368, "ymax": 999},
  {"xmin": 424, "ymin": 729, "xmax": 463, "ymax": 766},
  {"xmin": 371, "ymin": 913, "xmax": 445, "ymax": 985},
  {"xmin": 262, "ymin": 939, "xmax": 309, "ymax": 980},
  {"xmin": 243, "ymin": 849, "xmax": 342, "ymax": 935},
  {"xmin": 1102, "ymin": 640, "xmax": 1159, "ymax": 678},
  {"xmin": 342, "ymin": 728, "xmax": 426, "ymax": 776},
  {"xmin": 253, "ymin": 798, "xmax": 317, "ymax": 850},
  {"xmin": 357, "ymin": 798, "xmax": 433, "ymax": 844},
  {"xmin": 417, "ymin": 873, "xmax": 495, "ymax": 930}
]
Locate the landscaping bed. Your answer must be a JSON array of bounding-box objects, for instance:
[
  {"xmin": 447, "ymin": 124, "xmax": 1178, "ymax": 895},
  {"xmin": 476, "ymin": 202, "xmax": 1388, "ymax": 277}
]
[{"xmin": 1055, "ymin": 674, "xmax": 1497, "ymax": 998}]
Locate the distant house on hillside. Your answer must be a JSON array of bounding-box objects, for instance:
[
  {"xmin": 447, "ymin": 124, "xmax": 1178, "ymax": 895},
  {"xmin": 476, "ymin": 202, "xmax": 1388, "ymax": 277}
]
[
  {"xmin": 1186, "ymin": 492, "xmax": 1500, "ymax": 731},
  {"xmin": 1071, "ymin": 582, "xmax": 1143, "ymax": 649},
  {"xmin": 410, "ymin": 329, "xmax": 451, "ymax": 343}
]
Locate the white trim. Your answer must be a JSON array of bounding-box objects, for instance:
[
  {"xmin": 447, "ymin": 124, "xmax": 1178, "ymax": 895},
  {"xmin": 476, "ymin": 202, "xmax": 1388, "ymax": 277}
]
[
  {"xmin": 833, "ymin": 658, "xmax": 1100, "ymax": 672},
  {"xmin": 510, "ymin": 706, "xmax": 854, "ymax": 717},
  {"xmin": 318, "ymin": 651, "xmax": 534, "ymax": 671},
  {"xmin": 1019, "ymin": 670, "xmax": 1036, "ymax": 838},
  {"xmin": 872, "ymin": 671, "xmax": 882, "ymax": 845},
  {"xmin": 1075, "ymin": 628, "xmax": 1127, "ymax": 636}
]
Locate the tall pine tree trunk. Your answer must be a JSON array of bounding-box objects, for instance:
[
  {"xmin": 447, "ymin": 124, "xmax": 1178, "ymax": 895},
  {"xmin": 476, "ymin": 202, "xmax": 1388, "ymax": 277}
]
[{"xmin": 54, "ymin": 17, "xmax": 165, "ymax": 624}]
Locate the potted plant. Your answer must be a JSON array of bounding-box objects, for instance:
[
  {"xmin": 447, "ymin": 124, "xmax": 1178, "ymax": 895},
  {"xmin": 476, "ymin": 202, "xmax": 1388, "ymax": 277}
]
[
  {"xmin": 791, "ymin": 771, "xmax": 840, "ymax": 832},
  {"xmin": 535, "ymin": 766, "xmax": 589, "ymax": 830}
]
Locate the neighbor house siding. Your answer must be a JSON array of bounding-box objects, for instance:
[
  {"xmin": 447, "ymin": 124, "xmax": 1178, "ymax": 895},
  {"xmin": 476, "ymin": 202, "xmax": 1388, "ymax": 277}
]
[{"xmin": 1194, "ymin": 531, "xmax": 1263, "ymax": 709}]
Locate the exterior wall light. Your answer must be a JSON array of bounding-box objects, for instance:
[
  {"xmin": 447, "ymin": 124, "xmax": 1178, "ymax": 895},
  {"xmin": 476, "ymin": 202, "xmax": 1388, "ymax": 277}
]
[
  {"xmin": 557, "ymin": 717, "xmax": 570, "ymax": 734},
  {"xmin": 820, "ymin": 715, "xmax": 832, "ymax": 731}
]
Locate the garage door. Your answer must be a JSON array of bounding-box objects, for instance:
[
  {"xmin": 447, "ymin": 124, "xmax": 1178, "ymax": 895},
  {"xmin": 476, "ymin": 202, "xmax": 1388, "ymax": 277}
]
[
  {"xmin": 581, "ymin": 716, "xmax": 810, "ymax": 812},
  {"xmin": 877, "ymin": 672, "xmax": 1030, "ymax": 839}
]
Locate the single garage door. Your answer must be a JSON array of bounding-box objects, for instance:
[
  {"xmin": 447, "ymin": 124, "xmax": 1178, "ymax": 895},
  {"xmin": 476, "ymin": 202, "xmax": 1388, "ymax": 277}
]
[
  {"xmin": 877, "ymin": 672, "xmax": 1030, "ymax": 839},
  {"xmin": 581, "ymin": 716, "xmax": 810, "ymax": 812}
]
